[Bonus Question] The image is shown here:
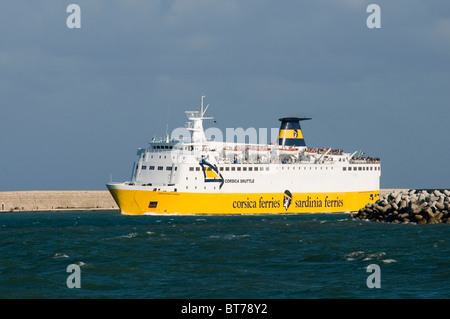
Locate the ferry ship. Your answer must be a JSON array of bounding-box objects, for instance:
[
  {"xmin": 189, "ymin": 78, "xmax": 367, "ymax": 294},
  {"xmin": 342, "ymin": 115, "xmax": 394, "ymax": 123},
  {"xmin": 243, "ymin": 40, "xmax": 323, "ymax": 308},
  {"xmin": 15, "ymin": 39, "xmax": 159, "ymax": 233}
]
[{"xmin": 107, "ymin": 96, "xmax": 380, "ymax": 215}]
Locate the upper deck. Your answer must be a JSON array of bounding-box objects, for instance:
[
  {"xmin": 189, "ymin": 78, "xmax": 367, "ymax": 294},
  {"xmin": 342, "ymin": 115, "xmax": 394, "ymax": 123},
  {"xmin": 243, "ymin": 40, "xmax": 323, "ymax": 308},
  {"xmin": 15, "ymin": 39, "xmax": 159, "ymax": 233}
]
[
  {"xmin": 123, "ymin": 95, "xmax": 380, "ymax": 189},
  {"xmin": 138, "ymin": 139, "xmax": 380, "ymax": 166}
]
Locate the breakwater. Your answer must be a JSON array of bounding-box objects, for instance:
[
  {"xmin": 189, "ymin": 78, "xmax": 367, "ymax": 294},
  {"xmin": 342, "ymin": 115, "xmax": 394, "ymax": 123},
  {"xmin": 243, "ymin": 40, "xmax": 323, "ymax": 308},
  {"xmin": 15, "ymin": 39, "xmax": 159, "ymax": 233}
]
[
  {"xmin": 350, "ymin": 189, "xmax": 450, "ymax": 224},
  {"xmin": 2, "ymin": 189, "xmax": 448, "ymax": 217},
  {"xmin": 0, "ymin": 191, "xmax": 118, "ymax": 212}
]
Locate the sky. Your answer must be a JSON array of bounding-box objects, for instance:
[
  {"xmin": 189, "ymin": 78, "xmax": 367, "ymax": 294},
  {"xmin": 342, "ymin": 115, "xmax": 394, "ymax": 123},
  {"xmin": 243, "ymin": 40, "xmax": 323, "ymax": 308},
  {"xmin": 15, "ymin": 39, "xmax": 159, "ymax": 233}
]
[{"xmin": 0, "ymin": 0, "xmax": 449, "ymax": 191}]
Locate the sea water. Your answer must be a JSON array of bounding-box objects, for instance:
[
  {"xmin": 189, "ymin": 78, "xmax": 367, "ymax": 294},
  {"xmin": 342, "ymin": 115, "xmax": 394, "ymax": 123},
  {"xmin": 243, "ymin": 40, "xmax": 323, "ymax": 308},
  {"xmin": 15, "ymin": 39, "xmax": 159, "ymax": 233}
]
[{"xmin": 0, "ymin": 211, "xmax": 449, "ymax": 299}]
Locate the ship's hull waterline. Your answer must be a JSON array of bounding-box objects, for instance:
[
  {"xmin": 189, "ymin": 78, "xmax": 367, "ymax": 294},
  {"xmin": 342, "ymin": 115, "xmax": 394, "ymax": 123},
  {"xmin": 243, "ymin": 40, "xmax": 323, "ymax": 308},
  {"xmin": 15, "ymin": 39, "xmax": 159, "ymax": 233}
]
[{"xmin": 107, "ymin": 186, "xmax": 379, "ymax": 215}]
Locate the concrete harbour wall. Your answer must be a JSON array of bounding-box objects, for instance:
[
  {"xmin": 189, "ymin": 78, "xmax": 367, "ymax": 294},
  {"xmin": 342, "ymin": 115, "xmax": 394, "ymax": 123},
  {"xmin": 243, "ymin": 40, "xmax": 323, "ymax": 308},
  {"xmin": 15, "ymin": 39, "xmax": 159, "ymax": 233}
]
[{"xmin": 0, "ymin": 191, "xmax": 119, "ymax": 212}]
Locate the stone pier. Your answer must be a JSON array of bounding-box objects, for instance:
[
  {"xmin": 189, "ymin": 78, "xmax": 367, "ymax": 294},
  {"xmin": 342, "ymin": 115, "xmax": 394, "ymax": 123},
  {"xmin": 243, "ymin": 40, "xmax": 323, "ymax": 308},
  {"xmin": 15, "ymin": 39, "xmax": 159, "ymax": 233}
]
[{"xmin": 0, "ymin": 190, "xmax": 119, "ymax": 212}]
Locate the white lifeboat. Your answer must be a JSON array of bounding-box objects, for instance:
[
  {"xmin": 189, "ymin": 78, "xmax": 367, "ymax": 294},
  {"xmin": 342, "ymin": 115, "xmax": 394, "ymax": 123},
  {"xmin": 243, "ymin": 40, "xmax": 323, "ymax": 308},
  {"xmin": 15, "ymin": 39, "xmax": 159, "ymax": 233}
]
[
  {"xmin": 277, "ymin": 146, "xmax": 300, "ymax": 159},
  {"xmin": 246, "ymin": 146, "xmax": 271, "ymax": 159}
]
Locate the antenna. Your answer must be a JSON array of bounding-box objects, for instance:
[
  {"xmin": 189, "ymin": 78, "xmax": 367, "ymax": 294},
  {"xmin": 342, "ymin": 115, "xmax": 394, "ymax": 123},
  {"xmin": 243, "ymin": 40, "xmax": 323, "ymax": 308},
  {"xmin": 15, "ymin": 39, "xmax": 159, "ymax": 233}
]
[
  {"xmin": 200, "ymin": 94, "xmax": 211, "ymax": 117},
  {"xmin": 201, "ymin": 94, "xmax": 206, "ymax": 116},
  {"xmin": 165, "ymin": 108, "xmax": 170, "ymax": 142}
]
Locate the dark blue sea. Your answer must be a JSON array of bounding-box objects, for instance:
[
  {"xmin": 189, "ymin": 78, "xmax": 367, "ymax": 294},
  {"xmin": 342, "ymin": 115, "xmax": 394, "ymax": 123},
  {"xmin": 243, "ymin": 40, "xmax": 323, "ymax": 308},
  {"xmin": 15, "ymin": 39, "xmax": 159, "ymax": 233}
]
[{"xmin": 1, "ymin": 211, "xmax": 449, "ymax": 300}]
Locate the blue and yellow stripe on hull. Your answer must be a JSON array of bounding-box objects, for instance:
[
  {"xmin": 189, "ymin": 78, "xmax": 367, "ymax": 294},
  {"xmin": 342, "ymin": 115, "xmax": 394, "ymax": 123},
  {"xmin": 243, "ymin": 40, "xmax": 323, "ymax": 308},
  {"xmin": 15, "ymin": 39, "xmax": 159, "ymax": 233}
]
[{"xmin": 108, "ymin": 188, "xmax": 379, "ymax": 215}]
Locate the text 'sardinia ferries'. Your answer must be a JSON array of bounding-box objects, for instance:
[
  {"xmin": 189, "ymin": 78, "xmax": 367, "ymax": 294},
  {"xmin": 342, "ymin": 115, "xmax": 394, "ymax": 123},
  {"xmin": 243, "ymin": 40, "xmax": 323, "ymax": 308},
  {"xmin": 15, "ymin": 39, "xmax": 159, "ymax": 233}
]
[{"xmin": 107, "ymin": 96, "xmax": 381, "ymax": 215}]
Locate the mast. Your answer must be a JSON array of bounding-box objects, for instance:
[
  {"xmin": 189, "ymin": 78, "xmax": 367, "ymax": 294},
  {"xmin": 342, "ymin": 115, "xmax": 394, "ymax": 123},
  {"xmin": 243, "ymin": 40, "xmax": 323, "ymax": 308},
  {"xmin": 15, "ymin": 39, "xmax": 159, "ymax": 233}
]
[
  {"xmin": 201, "ymin": 94, "xmax": 209, "ymax": 117},
  {"xmin": 185, "ymin": 95, "xmax": 214, "ymax": 143}
]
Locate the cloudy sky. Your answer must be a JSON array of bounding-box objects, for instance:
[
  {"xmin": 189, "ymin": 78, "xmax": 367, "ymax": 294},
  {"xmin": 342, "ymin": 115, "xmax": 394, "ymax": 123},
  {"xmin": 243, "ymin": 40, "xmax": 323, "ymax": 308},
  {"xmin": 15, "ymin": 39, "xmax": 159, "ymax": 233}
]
[{"xmin": 0, "ymin": 0, "xmax": 449, "ymax": 191}]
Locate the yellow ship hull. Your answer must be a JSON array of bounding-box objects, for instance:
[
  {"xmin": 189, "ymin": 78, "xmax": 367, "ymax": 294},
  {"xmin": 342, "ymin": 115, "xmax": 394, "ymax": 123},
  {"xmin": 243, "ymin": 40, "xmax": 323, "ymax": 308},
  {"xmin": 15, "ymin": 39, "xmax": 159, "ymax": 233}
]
[{"xmin": 108, "ymin": 188, "xmax": 379, "ymax": 215}]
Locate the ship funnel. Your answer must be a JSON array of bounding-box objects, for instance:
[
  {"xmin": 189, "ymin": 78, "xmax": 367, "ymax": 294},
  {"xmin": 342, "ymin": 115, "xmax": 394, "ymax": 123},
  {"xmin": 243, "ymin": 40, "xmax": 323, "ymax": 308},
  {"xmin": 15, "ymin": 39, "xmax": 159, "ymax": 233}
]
[{"xmin": 278, "ymin": 117, "xmax": 311, "ymax": 147}]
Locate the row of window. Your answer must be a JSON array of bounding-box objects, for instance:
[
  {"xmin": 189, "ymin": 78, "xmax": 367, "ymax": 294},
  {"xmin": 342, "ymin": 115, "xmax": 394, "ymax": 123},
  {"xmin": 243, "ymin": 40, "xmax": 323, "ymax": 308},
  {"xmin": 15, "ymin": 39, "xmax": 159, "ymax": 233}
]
[
  {"xmin": 152, "ymin": 145, "xmax": 174, "ymax": 150},
  {"xmin": 188, "ymin": 166, "xmax": 379, "ymax": 172},
  {"xmin": 343, "ymin": 166, "xmax": 380, "ymax": 171},
  {"xmin": 221, "ymin": 166, "xmax": 269, "ymax": 172},
  {"xmin": 140, "ymin": 165, "xmax": 379, "ymax": 172},
  {"xmin": 185, "ymin": 186, "xmax": 217, "ymax": 190},
  {"xmin": 140, "ymin": 165, "xmax": 177, "ymax": 171},
  {"xmin": 188, "ymin": 166, "xmax": 272, "ymax": 172}
]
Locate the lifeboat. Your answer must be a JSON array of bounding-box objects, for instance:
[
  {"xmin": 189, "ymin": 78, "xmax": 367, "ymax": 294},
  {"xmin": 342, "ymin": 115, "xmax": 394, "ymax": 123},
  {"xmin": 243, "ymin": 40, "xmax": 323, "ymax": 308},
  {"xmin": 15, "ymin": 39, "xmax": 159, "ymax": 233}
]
[
  {"xmin": 246, "ymin": 147, "xmax": 271, "ymax": 159},
  {"xmin": 223, "ymin": 146, "xmax": 244, "ymax": 162},
  {"xmin": 277, "ymin": 146, "xmax": 300, "ymax": 158}
]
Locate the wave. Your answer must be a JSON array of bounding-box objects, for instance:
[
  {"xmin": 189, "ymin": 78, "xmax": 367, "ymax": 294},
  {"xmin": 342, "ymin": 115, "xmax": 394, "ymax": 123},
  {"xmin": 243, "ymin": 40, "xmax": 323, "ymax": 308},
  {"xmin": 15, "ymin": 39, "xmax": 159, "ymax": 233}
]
[
  {"xmin": 53, "ymin": 253, "xmax": 69, "ymax": 259},
  {"xmin": 104, "ymin": 231, "xmax": 164, "ymax": 241},
  {"xmin": 344, "ymin": 251, "xmax": 388, "ymax": 262},
  {"xmin": 208, "ymin": 234, "xmax": 251, "ymax": 240},
  {"xmin": 143, "ymin": 212, "xmax": 180, "ymax": 216},
  {"xmin": 120, "ymin": 232, "xmax": 139, "ymax": 239}
]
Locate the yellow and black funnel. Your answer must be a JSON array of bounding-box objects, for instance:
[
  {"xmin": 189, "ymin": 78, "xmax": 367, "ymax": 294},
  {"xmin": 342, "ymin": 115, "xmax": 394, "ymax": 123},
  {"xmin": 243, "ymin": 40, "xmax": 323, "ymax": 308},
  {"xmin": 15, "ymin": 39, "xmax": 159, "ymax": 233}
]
[{"xmin": 278, "ymin": 117, "xmax": 311, "ymax": 147}]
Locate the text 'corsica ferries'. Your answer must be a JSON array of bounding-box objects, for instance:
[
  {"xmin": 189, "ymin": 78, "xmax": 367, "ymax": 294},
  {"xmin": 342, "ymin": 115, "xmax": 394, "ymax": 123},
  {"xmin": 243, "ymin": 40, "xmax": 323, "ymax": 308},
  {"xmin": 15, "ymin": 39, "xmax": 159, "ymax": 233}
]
[{"xmin": 107, "ymin": 96, "xmax": 381, "ymax": 215}]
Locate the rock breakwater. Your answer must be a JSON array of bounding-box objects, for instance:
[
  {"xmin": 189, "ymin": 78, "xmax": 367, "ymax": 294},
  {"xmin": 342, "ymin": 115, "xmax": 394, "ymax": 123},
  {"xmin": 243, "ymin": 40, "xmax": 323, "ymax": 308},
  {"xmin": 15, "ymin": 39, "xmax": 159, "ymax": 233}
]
[{"xmin": 350, "ymin": 189, "xmax": 450, "ymax": 224}]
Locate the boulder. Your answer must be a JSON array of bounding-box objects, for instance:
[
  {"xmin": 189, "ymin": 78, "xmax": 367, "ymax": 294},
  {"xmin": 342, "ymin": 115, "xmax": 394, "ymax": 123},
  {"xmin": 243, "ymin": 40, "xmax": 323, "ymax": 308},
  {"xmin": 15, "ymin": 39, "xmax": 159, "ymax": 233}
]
[
  {"xmin": 433, "ymin": 190, "xmax": 442, "ymax": 197},
  {"xmin": 350, "ymin": 189, "xmax": 450, "ymax": 224}
]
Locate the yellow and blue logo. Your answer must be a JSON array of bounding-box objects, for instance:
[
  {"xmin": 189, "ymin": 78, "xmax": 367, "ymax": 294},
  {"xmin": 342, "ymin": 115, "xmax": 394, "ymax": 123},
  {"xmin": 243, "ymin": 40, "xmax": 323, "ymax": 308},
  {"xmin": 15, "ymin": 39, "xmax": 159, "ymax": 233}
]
[
  {"xmin": 283, "ymin": 190, "xmax": 292, "ymax": 210},
  {"xmin": 278, "ymin": 117, "xmax": 311, "ymax": 147},
  {"xmin": 199, "ymin": 159, "xmax": 224, "ymax": 189}
]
